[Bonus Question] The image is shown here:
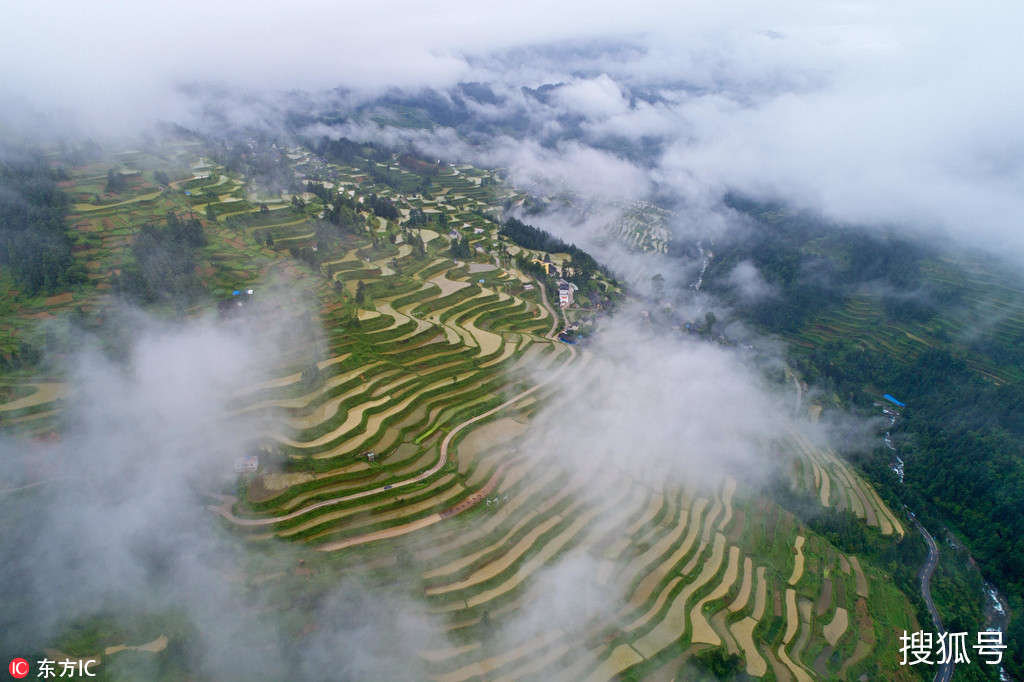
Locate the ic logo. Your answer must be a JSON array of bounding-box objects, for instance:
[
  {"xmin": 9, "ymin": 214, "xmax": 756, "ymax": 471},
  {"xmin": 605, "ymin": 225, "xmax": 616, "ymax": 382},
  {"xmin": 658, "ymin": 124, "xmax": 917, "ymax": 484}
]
[{"xmin": 9, "ymin": 658, "xmax": 29, "ymax": 679}]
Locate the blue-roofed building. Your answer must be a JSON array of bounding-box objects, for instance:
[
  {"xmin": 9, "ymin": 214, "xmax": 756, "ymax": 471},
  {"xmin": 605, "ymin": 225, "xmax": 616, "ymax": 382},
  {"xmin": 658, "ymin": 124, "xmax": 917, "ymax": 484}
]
[{"xmin": 883, "ymin": 394, "xmax": 906, "ymax": 407}]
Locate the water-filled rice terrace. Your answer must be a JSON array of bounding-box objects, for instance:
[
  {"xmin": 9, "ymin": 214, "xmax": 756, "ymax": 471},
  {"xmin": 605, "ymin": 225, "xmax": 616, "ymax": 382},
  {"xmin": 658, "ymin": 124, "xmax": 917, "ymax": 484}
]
[{"xmin": 0, "ymin": 143, "xmax": 922, "ymax": 680}]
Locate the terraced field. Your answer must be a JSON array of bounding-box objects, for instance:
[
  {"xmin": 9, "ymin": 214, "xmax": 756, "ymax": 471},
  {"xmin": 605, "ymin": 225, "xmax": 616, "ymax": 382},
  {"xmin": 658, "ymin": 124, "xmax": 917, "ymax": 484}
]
[
  {"xmin": 0, "ymin": 141, "xmax": 922, "ymax": 680},
  {"xmin": 798, "ymin": 269, "xmax": 1024, "ymax": 385}
]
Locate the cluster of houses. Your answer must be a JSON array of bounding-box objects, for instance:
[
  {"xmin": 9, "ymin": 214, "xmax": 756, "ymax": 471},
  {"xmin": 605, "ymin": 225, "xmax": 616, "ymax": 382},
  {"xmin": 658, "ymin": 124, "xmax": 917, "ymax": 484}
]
[{"xmin": 557, "ymin": 279, "xmax": 577, "ymax": 307}]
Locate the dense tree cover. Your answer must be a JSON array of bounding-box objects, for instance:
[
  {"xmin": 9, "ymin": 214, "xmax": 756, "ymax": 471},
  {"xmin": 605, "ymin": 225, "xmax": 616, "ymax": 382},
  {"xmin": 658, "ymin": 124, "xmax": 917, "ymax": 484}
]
[
  {"xmin": 0, "ymin": 151, "xmax": 86, "ymax": 295},
  {"xmin": 105, "ymin": 168, "xmax": 129, "ymax": 194},
  {"xmin": 766, "ymin": 468, "xmax": 931, "ymax": 626},
  {"xmin": 708, "ymin": 198, "xmax": 1023, "ymax": 676},
  {"xmin": 703, "ymin": 195, "xmax": 948, "ymax": 333},
  {"xmin": 405, "ymin": 231, "xmax": 425, "ymax": 256},
  {"xmin": 312, "ymin": 136, "xmax": 389, "ymax": 165},
  {"xmin": 111, "ymin": 211, "xmax": 206, "ymax": 308},
  {"xmin": 366, "ymin": 194, "xmax": 398, "ymax": 220},
  {"xmin": 499, "ymin": 217, "xmax": 599, "ymax": 291},
  {"xmin": 306, "ymin": 181, "xmax": 366, "ymax": 234},
  {"xmin": 688, "ymin": 647, "xmax": 749, "ymax": 680},
  {"xmin": 891, "ymin": 351, "xmax": 1024, "ymax": 592},
  {"xmin": 56, "ymin": 138, "xmax": 102, "ymax": 166},
  {"xmin": 499, "ymin": 216, "xmax": 571, "ymax": 257},
  {"xmin": 449, "ymin": 236, "xmax": 471, "ymax": 259},
  {"xmin": 288, "ymin": 245, "xmax": 318, "ymax": 268},
  {"xmin": 406, "ymin": 207, "xmax": 428, "ymax": 226},
  {"xmin": 206, "ymin": 136, "xmax": 298, "ymax": 195}
]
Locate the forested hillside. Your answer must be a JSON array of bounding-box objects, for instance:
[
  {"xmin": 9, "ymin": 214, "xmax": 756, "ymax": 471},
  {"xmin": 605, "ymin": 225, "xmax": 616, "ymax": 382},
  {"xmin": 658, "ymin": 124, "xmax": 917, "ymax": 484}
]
[
  {"xmin": 0, "ymin": 152, "xmax": 86, "ymax": 295},
  {"xmin": 703, "ymin": 198, "xmax": 1024, "ymax": 677}
]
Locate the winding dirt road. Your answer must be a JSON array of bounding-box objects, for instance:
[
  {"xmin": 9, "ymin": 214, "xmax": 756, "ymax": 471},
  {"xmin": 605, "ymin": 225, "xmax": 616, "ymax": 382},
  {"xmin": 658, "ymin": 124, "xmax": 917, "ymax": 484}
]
[{"xmin": 914, "ymin": 518, "xmax": 954, "ymax": 682}]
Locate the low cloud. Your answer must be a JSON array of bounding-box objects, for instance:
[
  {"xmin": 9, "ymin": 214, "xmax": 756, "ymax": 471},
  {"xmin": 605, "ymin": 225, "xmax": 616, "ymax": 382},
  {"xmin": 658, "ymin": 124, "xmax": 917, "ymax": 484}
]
[
  {"xmin": 0, "ymin": 301, "xmax": 429, "ymax": 675},
  {"xmin": 525, "ymin": 314, "xmax": 787, "ymax": 492},
  {"xmin": 726, "ymin": 260, "xmax": 777, "ymax": 302}
]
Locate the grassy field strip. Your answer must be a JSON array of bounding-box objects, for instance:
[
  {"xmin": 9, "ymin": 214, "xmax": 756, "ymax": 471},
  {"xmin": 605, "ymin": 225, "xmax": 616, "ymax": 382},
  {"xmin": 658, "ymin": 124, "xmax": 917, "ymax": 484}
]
[
  {"xmin": 715, "ymin": 476, "xmax": 737, "ymax": 532},
  {"xmin": 455, "ymin": 416, "xmax": 529, "ymax": 469},
  {"xmin": 377, "ymin": 302, "xmax": 432, "ymax": 337},
  {"xmin": 751, "ymin": 566, "xmax": 768, "ymax": 619},
  {"xmin": 728, "ymin": 557, "xmax": 754, "ymax": 612},
  {"xmin": 424, "ymin": 515, "xmax": 564, "ymax": 596},
  {"xmin": 0, "ymin": 383, "xmax": 69, "ymax": 412},
  {"xmin": 420, "ymin": 642, "xmax": 479, "ymax": 665},
  {"xmin": 462, "ymin": 314, "xmax": 504, "ymax": 356},
  {"xmin": 308, "ymin": 373, "xmax": 490, "ymax": 458},
  {"xmin": 818, "ymin": 449, "xmax": 877, "ymax": 525},
  {"xmin": 429, "ymin": 272, "xmax": 471, "ymax": 297},
  {"xmin": 836, "ymin": 605, "xmax": 875, "ymax": 679},
  {"xmin": 273, "ymin": 230, "xmax": 315, "ymax": 247},
  {"xmin": 776, "ymin": 645, "xmax": 813, "ymax": 682},
  {"xmin": 446, "ymin": 318, "xmax": 479, "ymax": 350},
  {"xmin": 626, "ymin": 492, "xmax": 666, "ymax": 536},
  {"xmin": 786, "ymin": 423, "xmax": 834, "ymax": 508},
  {"xmin": 730, "ymin": 617, "xmax": 768, "ymax": 677},
  {"xmin": 431, "ymin": 630, "xmax": 566, "ymax": 682},
  {"xmin": 490, "ymin": 642, "xmax": 573, "ymax": 682},
  {"xmin": 817, "ymin": 459, "xmax": 831, "ymax": 507},
  {"xmin": 862, "ymin": 476, "xmax": 904, "ymax": 537},
  {"xmin": 683, "ymin": 484, "xmax": 726, "ymax": 574},
  {"xmin": 400, "ymin": 346, "xmax": 469, "ymax": 369},
  {"xmin": 0, "ymin": 409, "xmax": 58, "ymax": 428},
  {"xmin": 392, "ymin": 283, "xmax": 442, "ymax": 316},
  {"xmin": 331, "ymin": 381, "xmax": 453, "ymax": 450},
  {"xmin": 788, "ymin": 535, "xmax": 806, "ymax": 585},
  {"xmin": 277, "ymin": 475, "xmax": 462, "ymax": 537},
  {"xmin": 417, "ymin": 469, "xmax": 564, "ymax": 565},
  {"xmin": 434, "ymin": 324, "xmax": 461, "ymax": 346},
  {"xmin": 799, "ymin": 458, "xmax": 815, "ymax": 498},
  {"xmin": 479, "ymin": 338, "xmax": 519, "ymax": 367},
  {"xmin": 777, "ymin": 588, "xmax": 814, "ymax": 682},
  {"xmin": 791, "ymin": 597, "xmax": 814, "ymax": 675},
  {"xmin": 270, "ymin": 466, "xmax": 384, "ymax": 512},
  {"xmin": 618, "ymin": 498, "xmax": 707, "ymax": 620},
  {"xmin": 633, "ymin": 532, "xmax": 729, "ymax": 658},
  {"xmin": 594, "ymin": 490, "xmax": 659, "ymax": 586},
  {"xmin": 823, "ymin": 607, "xmax": 848, "ymax": 646},
  {"xmin": 689, "ymin": 544, "xmax": 742, "ymax": 645},
  {"xmin": 313, "ymin": 512, "xmax": 443, "ymax": 552},
  {"xmin": 362, "ymin": 309, "xmax": 402, "ymax": 333},
  {"xmin": 709, "ymin": 608, "xmax": 742, "ymax": 659},
  {"xmin": 422, "ymin": 511, "xmax": 540, "ymax": 582},
  {"xmin": 815, "ymin": 577, "xmax": 833, "ymax": 618},
  {"xmin": 72, "ymin": 190, "xmax": 162, "ymax": 212},
  {"xmin": 507, "ymin": 342, "xmax": 551, "ymax": 373},
  {"xmin": 282, "ymin": 371, "xmax": 404, "ymax": 429},
  {"xmin": 630, "ymin": 493, "xmax": 704, "ymax": 593},
  {"xmin": 462, "ymin": 480, "xmax": 633, "ymax": 609},
  {"xmin": 829, "ymin": 456, "xmax": 878, "ymax": 528},
  {"xmin": 826, "ymin": 456, "xmax": 868, "ymax": 520},
  {"xmin": 847, "ymin": 556, "xmax": 869, "ymax": 598},
  {"xmin": 310, "ymin": 476, "xmax": 464, "ymax": 536},
  {"xmin": 582, "ymin": 645, "xmax": 645, "ymax": 682},
  {"xmin": 273, "ymin": 396, "xmax": 391, "ymax": 449}
]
